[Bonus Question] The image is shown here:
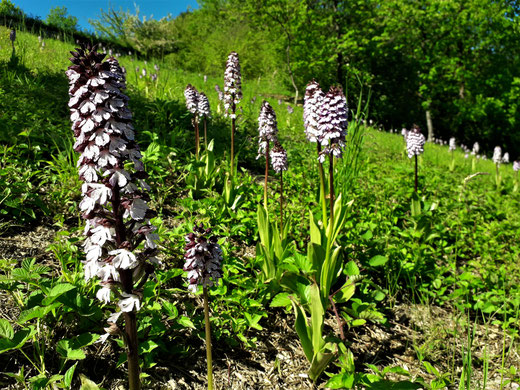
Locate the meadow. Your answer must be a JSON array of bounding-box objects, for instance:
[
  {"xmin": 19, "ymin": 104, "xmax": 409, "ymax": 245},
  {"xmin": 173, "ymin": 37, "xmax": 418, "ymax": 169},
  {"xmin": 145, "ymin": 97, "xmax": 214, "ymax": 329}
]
[{"xmin": 1, "ymin": 26, "xmax": 520, "ymax": 390}]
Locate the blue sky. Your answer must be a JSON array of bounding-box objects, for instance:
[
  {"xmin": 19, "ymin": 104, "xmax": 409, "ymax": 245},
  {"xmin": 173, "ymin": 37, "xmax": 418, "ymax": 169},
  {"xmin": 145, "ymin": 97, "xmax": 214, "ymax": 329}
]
[{"xmin": 14, "ymin": 1, "xmax": 199, "ymax": 32}]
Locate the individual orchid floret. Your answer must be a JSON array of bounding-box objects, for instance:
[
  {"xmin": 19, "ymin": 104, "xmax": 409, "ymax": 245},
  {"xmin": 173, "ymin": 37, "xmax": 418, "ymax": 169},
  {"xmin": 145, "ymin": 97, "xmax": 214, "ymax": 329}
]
[
  {"xmin": 183, "ymin": 224, "xmax": 223, "ymax": 292},
  {"xmin": 493, "ymin": 146, "xmax": 502, "ymax": 164},
  {"xmin": 449, "ymin": 137, "xmax": 456, "ymax": 152},
  {"xmin": 303, "ymin": 80, "xmax": 325, "ymax": 143},
  {"xmin": 198, "ymin": 92, "xmax": 211, "ymax": 118},
  {"xmin": 67, "ymin": 43, "xmax": 158, "ymax": 344},
  {"xmin": 223, "ymin": 51, "xmax": 242, "ymax": 119},
  {"xmin": 184, "ymin": 84, "xmax": 199, "ymax": 115},
  {"xmin": 472, "ymin": 142, "xmax": 479, "ymax": 155},
  {"xmin": 270, "ymin": 141, "xmax": 288, "ymax": 173},
  {"xmin": 317, "ymin": 86, "xmax": 348, "ymax": 163},
  {"xmin": 406, "ymin": 127, "xmax": 426, "ymax": 158},
  {"xmin": 502, "ymin": 152, "xmax": 510, "ymax": 164},
  {"xmin": 257, "ymin": 101, "xmax": 279, "ymax": 159}
]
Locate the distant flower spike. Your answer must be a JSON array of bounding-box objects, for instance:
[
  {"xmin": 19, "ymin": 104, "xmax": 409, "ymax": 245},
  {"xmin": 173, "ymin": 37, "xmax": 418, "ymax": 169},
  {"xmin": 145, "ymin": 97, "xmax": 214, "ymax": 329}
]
[
  {"xmin": 493, "ymin": 146, "xmax": 502, "ymax": 165},
  {"xmin": 449, "ymin": 137, "xmax": 456, "ymax": 152},
  {"xmin": 257, "ymin": 101, "xmax": 278, "ymax": 159},
  {"xmin": 223, "ymin": 51, "xmax": 242, "ymax": 119},
  {"xmin": 270, "ymin": 141, "xmax": 288, "ymax": 173},
  {"xmin": 472, "ymin": 142, "xmax": 479, "ymax": 155},
  {"xmin": 184, "ymin": 84, "xmax": 199, "ymax": 115},
  {"xmin": 513, "ymin": 160, "xmax": 520, "ymax": 172},
  {"xmin": 502, "ymin": 152, "xmax": 510, "ymax": 164},
  {"xmin": 198, "ymin": 92, "xmax": 211, "ymax": 118},
  {"xmin": 406, "ymin": 127, "xmax": 426, "ymax": 159}
]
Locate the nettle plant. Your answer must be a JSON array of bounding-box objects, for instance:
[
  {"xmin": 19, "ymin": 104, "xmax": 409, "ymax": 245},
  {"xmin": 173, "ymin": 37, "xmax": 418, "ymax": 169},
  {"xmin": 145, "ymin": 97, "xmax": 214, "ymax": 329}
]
[{"xmin": 66, "ymin": 43, "xmax": 159, "ymax": 390}]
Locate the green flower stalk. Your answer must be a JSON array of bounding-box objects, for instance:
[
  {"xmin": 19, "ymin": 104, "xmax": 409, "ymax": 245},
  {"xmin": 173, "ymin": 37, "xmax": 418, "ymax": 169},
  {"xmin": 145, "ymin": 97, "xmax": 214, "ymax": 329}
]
[
  {"xmin": 67, "ymin": 43, "xmax": 159, "ymax": 390},
  {"xmin": 183, "ymin": 224, "xmax": 223, "ymax": 390},
  {"xmin": 514, "ymin": 161, "xmax": 519, "ymax": 192}
]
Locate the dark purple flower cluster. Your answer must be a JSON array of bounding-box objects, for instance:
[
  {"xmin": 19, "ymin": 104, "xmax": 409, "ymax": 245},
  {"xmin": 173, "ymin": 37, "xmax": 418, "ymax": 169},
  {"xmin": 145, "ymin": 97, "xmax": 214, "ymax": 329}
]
[
  {"xmin": 183, "ymin": 224, "xmax": 223, "ymax": 292},
  {"xmin": 198, "ymin": 92, "xmax": 211, "ymax": 118},
  {"xmin": 66, "ymin": 43, "xmax": 158, "ymax": 331}
]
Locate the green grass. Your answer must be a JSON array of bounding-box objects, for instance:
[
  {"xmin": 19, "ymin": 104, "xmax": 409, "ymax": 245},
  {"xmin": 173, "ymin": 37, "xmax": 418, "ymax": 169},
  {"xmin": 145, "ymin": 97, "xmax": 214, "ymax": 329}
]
[{"xmin": 1, "ymin": 27, "xmax": 520, "ymax": 389}]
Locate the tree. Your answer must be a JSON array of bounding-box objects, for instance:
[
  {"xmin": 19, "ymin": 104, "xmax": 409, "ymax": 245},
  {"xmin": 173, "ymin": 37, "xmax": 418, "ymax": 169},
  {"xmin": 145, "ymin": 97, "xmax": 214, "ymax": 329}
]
[{"xmin": 46, "ymin": 6, "xmax": 78, "ymax": 32}]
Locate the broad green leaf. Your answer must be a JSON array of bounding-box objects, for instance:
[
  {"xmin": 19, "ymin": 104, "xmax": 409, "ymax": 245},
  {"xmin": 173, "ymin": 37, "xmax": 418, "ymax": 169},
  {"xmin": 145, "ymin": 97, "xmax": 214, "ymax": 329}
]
[
  {"xmin": 335, "ymin": 281, "xmax": 355, "ymax": 304},
  {"xmin": 270, "ymin": 292, "xmax": 291, "ymax": 308},
  {"xmin": 0, "ymin": 326, "xmax": 36, "ymax": 353},
  {"xmin": 79, "ymin": 374, "xmax": 100, "ymax": 390},
  {"xmin": 0, "ymin": 319, "xmax": 14, "ymax": 339},
  {"xmin": 309, "ymin": 284, "xmax": 324, "ymax": 354},
  {"xmin": 325, "ymin": 372, "xmax": 356, "ymax": 389},
  {"xmin": 18, "ymin": 304, "xmax": 60, "ymax": 324},
  {"xmin": 177, "ymin": 316, "xmax": 195, "ymax": 329},
  {"xmin": 64, "ymin": 362, "xmax": 78, "ymax": 388},
  {"xmin": 369, "ymin": 255, "xmax": 388, "ymax": 267},
  {"xmin": 42, "ymin": 283, "xmax": 76, "ymax": 305},
  {"xmin": 290, "ymin": 300, "xmax": 313, "ymax": 362},
  {"xmin": 345, "ymin": 261, "xmax": 360, "ymax": 276}
]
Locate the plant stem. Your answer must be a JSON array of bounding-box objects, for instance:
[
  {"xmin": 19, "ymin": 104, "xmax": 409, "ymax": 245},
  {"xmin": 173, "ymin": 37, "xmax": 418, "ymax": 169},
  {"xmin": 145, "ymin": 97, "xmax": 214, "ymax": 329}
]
[
  {"xmin": 329, "ymin": 294, "xmax": 345, "ymax": 341},
  {"xmin": 329, "ymin": 153, "xmax": 335, "ymax": 222},
  {"xmin": 264, "ymin": 142, "xmax": 269, "ymax": 210},
  {"xmin": 112, "ymin": 185, "xmax": 140, "ymax": 390},
  {"xmin": 203, "ymin": 286, "xmax": 214, "ymax": 390},
  {"xmin": 280, "ymin": 171, "xmax": 284, "ymax": 237},
  {"xmin": 204, "ymin": 117, "xmax": 208, "ymax": 150},
  {"xmin": 414, "ymin": 154, "xmax": 418, "ymax": 193},
  {"xmin": 194, "ymin": 115, "xmax": 200, "ymax": 160},
  {"xmin": 230, "ymin": 96, "xmax": 236, "ymax": 177},
  {"xmin": 317, "ymin": 143, "xmax": 327, "ymax": 226}
]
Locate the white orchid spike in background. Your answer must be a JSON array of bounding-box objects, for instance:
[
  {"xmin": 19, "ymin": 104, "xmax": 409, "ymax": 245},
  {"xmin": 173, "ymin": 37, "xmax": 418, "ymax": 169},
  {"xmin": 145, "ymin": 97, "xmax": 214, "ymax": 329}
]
[
  {"xmin": 223, "ymin": 51, "xmax": 242, "ymax": 119},
  {"xmin": 257, "ymin": 100, "xmax": 279, "ymax": 159},
  {"xmin": 493, "ymin": 146, "xmax": 502, "ymax": 165},
  {"xmin": 303, "ymin": 80, "xmax": 324, "ymax": 143},
  {"xmin": 406, "ymin": 127, "xmax": 426, "ymax": 159},
  {"xmin": 66, "ymin": 44, "xmax": 159, "ymax": 356},
  {"xmin": 317, "ymin": 86, "xmax": 348, "ymax": 163}
]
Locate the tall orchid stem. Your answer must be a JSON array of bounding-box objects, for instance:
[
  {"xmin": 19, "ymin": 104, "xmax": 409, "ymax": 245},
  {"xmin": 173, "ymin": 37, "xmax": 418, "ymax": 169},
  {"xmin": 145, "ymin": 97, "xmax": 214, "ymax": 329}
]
[
  {"xmin": 264, "ymin": 142, "xmax": 269, "ymax": 210},
  {"xmin": 204, "ymin": 117, "xmax": 208, "ymax": 150},
  {"xmin": 203, "ymin": 286, "xmax": 214, "ymax": 390},
  {"xmin": 317, "ymin": 143, "xmax": 327, "ymax": 226},
  {"xmin": 194, "ymin": 115, "xmax": 200, "ymax": 160},
  {"xmin": 112, "ymin": 185, "xmax": 140, "ymax": 390},
  {"xmin": 414, "ymin": 154, "xmax": 418, "ymax": 193},
  {"xmin": 329, "ymin": 153, "xmax": 335, "ymax": 223},
  {"xmin": 280, "ymin": 171, "xmax": 284, "ymax": 238},
  {"xmin": 230, "ymin": 97, "xmax": 236, "ymax": 177}
]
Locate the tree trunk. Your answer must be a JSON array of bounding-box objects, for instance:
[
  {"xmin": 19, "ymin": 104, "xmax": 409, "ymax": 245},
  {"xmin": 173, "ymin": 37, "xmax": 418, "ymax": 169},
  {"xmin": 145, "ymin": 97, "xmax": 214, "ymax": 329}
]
[{"xmin": 425, "ymin": 109, "xmax": 434, "ymax": 142}]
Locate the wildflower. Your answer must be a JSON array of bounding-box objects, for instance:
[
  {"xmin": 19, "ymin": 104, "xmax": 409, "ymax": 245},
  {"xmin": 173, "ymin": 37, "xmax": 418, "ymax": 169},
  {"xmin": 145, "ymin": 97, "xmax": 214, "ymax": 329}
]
[
  {"xmin": 142, "ymin": 68, "xmax": 147, "ymax": 77},
  {"xmin": 215, "ymin": 84, "xmax": 224, "ymax": 101},
  {"xmin": 287, "ymin": 105, "xmax": 294, "ymax": 114},
  {"xmin": 154, "ymin": 63, "xmax": 159, "ymax": 72},
  {"xmin": 472, "ymin": 142, "xmax": 479, "ymax": 155},
  {"xmin": 184, "ymin": 84, "xmax": 199, "ymax": 115},
  {"xmin": 449, "ymin": 137, "xmax": 456, "ymax": 152},
  {"xmin": 198, "ymin": 92, "xmax": 211, "ymax": 118},
  {"xmin": 401, "ymin": 128, "xmax": 408, "ymax": 138},
  {"xmin": 10, "ymin": 28, "xmax": 15, "ymax": 42},
  {"xmin": 493, "ymin": 146, "xmax": 502, "ymax": 164},
  {"xmin": 183, "ymin": 224, "xmax": 223, "ymax": 292},
  {"xmin": 303, "ymin": 80, "xmax": 324, "ymax": 143},
  {"xmin": 514, "ymin": 161, "xmax": 520, "ymax": 172},
  {"xmin": 67, "ymin": 42, "xmax": 158, "ymax": 337},
  {"xmin": 257, "ymin": 101, "xmax": 278, "ymax": 159},
  {"xmin": 406, "ymin": 126, "xmax": 426, "ymax": 159},
  {"xmin": 223, "ymin": 51, "xmax": 242, "ymax": 119},
  {"xmin": 317, "ymin": 86, "xmax": 348, "ymax": 163},
  {"xmin": 151, "ymin": 73, "xmax": 157, "ymax": 82},
  {"xmin": 270, "ymin": 141, "xmax": 288, "ymax": 173},
  {"xmin": 503, "ymin": 152, "xmax": 510, "ymax": 164}
]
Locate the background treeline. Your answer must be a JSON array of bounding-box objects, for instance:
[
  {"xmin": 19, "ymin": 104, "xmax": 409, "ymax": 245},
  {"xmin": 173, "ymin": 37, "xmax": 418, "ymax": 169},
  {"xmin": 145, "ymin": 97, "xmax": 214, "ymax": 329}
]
[{"xmin": 2, "ymin": 0, "xmax": 520, "ymax": 156}]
